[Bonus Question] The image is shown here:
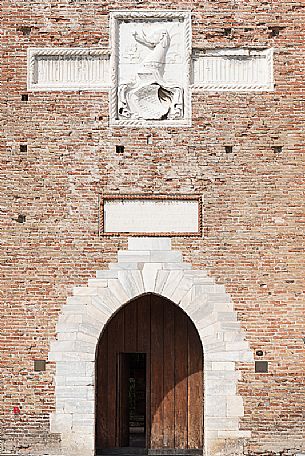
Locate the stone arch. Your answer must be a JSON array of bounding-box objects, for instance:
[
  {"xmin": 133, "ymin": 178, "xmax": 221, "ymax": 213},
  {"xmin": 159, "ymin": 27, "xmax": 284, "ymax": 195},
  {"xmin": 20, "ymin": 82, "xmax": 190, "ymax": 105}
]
[{"xmin": 49, "ymin": 238, "xmax": 253, "ymax": 456}]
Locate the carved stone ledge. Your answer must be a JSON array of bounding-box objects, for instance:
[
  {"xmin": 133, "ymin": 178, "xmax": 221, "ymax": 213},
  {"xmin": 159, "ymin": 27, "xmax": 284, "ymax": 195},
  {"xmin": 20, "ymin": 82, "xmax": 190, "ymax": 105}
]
[
  {"xmin": 27, "ymin": 48, "xmax": 110, "ymax": 91},
  {"xmin": 191, "ymin": 48, "xmax": 274, "ymax": 92}
]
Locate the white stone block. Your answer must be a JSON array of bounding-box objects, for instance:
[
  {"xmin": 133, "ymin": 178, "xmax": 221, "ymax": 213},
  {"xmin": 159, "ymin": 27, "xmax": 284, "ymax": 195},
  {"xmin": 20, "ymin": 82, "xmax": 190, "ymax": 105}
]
[
  {"xmin": 72, "ymin": 413, "xmax": 95, "ymax": 427},
  {"xmin": 109, "ymin": 262, "xmax": 142, "ymax": 270},
  {"xmin": 55, "ymin": 376, "xmax": 66, "ymax": 386},
  {"xmin": 78, "ymin": 323, "xmax": 102, "ymax": 339},
  {"xmin": 76, "ymin": 332, "xmax": 97, "ymax": 344},
  {"xmin": 56, "ymin": 362, "xmax": 87, "ymax": 376},
  {"xmin": 66, "ymin": 376, "xmax": 93, "ymax": 386},
  {"xmin": 163, "ymin": 262, "xmax": 192, "ymax": 270},
  {"xmin": 211, "ymin": 362, "xmax": 235, "ymax": 371},
  {"xmin": 198, "ymin": 321, "xmax": 222, "ymax": 338},
  {"xmin": 107, "ymin": 278, "xmax": 130, "ymax": 303},
  {"xmin": 205, "ymin": 379, "xmax": 237, "ymax": 396},
  {"xmin": 205, "ymin": 417, "xmax": 239, "ymax": 431},
  {"xmin": 205, "ymin": 395, "xmax": 227, "ymax": 417},
  {"xmin": 91, "ymin": 295, "xmax": 113, "ymax": 316},
  {"xmin": 227, "ymin": 396, "xmax": 244, "ymax": 417},
  {"xmin": 205, "ymin": 341, "xmax": 227, "ymax": 353},
  {"xmin": 154, "ymin": 270, "xmax": 170, "ymax": 293},
  {"xmin": 67, "ymin": 296, "xmax": 92, "ymax": 306},
  {"xmin": 150, "ymin": 250, "xmax": 183, "ymax": 263},
  {"xmin": 87, "ymin": 279, "xmax": 108, "ymax": 287},
  {"xmin": 142, "ymin": 263, "xmax": 162, "ymax": 292},
  {"xmin": 50, "ymin": 412, "xmax": 72, "ymax": 433},
  {"xmin": 56, "ymin": 386, "xmax": 89, "ymax": 399},
  {"xmin": 90, "ymin": 297, "xmax": 113, "ymax": 320},
  {"xmin": 206, "ymin": 370, "xmax": 240, "ymax": 382},
  {"xmin": 50, "ymin": 340, "xmax": 75, "ymax": 353},
  {"xmin": 118, "ymin": 250, "xmax": 151, "ymax": 263},
  {"xmin": 57, "ymin": 332, "xmax": 77, "ymax": 341},
  {"xmin": 73, "ymin": 287, "xmax": 98, "ymax": 296},
  {"xmin": 193, "ymin": 276, "xmax": 215, "ymax": 284},
  {"xmin": 205, "ymin": 351, "xmax": 243, "ymax": 362},
  {"xmin": 63, "ymin": 399, "xmax": 94, "ymax": 414},
  {"xmin": 74, "ymin": 341, "xmax": 95, "ymax": 354},
  {"xmin": 225, "ymin": 341, "xmax": 250, "ymax": 351},
  {"xmin": 85, "ymin": 362, "xmax": 95, "ymax": 377},
  {"xmin": 162, "ymin": 270, "xmax": 184, "ymax": 299},
  {"xmin": 96, "ymin": 270, "xmax": 118, "ymax": 279},
  {"xmin": 223, "ymin": 331, "xmax": 245, "ymax": 342},
  {"xmin": 118, "ymin": 270, "xmax": 144, "ymax": 297},
  {"xmin": 58, "ymin": 314, "xmax": 83, "ymax": 326},
  {"xmin": 217, "ymin": 430, "xmax": 251, "ymax": 438},
  {"xmin": 171, "ymin": 275, "xmax": 194, "ymax": 304},
  {"xmin": 128, "ymin": 237, "xmax": 171, "ymax": 251}
]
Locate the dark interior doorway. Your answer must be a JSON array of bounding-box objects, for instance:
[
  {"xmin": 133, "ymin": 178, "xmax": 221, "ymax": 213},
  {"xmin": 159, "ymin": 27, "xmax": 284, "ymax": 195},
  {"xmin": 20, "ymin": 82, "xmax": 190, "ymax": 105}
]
[
  {"xmin": 126, "ymin": 353, "xmax": 146, "ymax": 447},
  {"xmin": 117, "ymin": 353, "xmax": 146, "ymax": 449}
]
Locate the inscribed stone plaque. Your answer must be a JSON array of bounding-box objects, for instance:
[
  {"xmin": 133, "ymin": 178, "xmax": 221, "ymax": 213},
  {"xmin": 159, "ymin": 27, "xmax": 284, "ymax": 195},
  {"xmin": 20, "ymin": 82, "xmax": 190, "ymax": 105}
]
[{"xmin": 102, "ymin": 197, "xmax": 201, "ymax": 235}]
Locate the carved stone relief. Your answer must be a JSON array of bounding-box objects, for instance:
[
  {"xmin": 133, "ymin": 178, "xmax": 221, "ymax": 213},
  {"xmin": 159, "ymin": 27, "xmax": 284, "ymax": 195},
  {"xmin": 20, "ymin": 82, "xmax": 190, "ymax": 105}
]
[
  {"xmin": 110, "ymin": 11, "xmax": 192, "ymax": 127},
  {"xmin": 27, "ymin": 48, "xmax": 110, "ymax": 91},
  {"xmin": 192, "ymin": 48, "xmax": 274, "ymax": 91}
]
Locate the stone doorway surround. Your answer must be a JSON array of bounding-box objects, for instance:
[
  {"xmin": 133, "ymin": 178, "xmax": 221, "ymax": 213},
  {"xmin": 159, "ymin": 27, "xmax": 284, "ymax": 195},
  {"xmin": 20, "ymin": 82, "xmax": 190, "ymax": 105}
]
[{"xmin": 49, "ymin": 238, "xmax": 253, "ymax": 456}]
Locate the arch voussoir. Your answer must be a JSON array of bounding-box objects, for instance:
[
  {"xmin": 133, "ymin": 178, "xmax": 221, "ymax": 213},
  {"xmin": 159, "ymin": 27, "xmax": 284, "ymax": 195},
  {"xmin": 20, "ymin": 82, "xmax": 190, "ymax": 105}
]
[{"xmin": 49, "ymin": 237, "xmax": 253, "ymax": 456}]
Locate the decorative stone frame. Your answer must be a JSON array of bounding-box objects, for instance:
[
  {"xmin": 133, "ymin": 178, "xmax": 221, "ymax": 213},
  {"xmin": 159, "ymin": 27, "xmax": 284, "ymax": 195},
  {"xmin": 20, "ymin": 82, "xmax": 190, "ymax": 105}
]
[
  {"xmin": 49, "ymin": 238, "xmax": 253, "ymax": 456},
  {"xmin": 27, "ymin": 48, "xmax": 110, "ymax": 91},
  {"xmin": 191, "ymin": 48, "xmax": 274, "ymax": 92},
  {"xmin": 109, "ymin": 10, "xmax": 192, "ymax": 127},
  {"xmin": 99, "ymin": 194, "xmax": 203, "ymax": 237}
]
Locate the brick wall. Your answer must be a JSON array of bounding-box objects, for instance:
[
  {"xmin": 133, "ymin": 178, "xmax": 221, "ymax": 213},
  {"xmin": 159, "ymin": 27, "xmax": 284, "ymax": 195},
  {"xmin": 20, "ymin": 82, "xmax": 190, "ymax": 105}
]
[{"xmin": 1, "ymin": 0, "xmax": 305, "ymax": 454}]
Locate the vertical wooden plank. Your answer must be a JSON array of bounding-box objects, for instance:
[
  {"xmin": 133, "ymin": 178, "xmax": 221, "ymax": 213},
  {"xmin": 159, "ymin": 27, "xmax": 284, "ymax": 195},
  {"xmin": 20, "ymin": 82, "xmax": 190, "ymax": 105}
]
[
  {"xmin": 137, "ymin": 294, "xmax": 151, "ymax": 353},
  {"xmin": 187, "ymin": 320, "xmax": 203, "ymax": 449},
  {"xmin": 174, "ymin": 307, "xmax": 188, "ymax": 449},
  {"xmin": 124, "ymin": 299, "xmax": 137, "ymax": 352},
  {"xmin": 96, "ymin": 326, "xmax": 108, "ymax": 449},
  {"xmin": 163, "ymin": 301, "xmax": 175, "ymax": 448},
  {"xmin": 107, "ymin": 311, "xmax": 124, "ymax": 447},
  {"xmin": 150, "ymin": 295, "xmax": 164, "ymax": 448},
  {"xmin": 137, "ymin": 295, "xmax": 151, "ymax": 448}
]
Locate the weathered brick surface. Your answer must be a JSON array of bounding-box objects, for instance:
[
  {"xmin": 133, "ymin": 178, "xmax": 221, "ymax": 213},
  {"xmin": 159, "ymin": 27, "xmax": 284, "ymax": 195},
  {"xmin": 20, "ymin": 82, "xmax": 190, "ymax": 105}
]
[{"xmin": 1, "ymin": 0, "xmax": 305, "ymax": 454}]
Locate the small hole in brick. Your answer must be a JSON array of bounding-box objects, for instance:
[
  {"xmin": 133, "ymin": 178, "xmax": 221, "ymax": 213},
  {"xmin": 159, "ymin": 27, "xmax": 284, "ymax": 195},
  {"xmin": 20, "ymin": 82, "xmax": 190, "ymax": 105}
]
[
  {"xmin": 147, "ymin": 135, "xmax": 153, "ymax": 145},
  {"xmin": 225, "ymin": 145, "xmax": 233, "ymax": 154},
  {"xmin": 224, "ymin": 28, "xmax": 232, "ymax": 36},
  {"xmin": 272, "ymin": 146, "xmax": 283, "ymax": 153},
  {"xmin": 17, "ymin": 26, "xmax": 32, "ymax": 36},
  {"xmin": 116, "ymin": 145, "xmax": 124, "ymax": 154},
  {"xmin": 256, "ymin": 350, "xmax": 264, "ymax": 357},
  {"xmin": 21, "ymin": 94, "xmax": 29, "ymax": 102},
  {"xmin": 255, "ymin": 360, "xmax": 268, "ymax": 373},
  {"xmin": 17, "ymin": 214, "xmax": 26, "ymax": 224},
  {"xmin": 34, "ymin": 360, "xmax": 46, "ymax": 372},
  {"xmin": 20, "ymin": 144, "xmax": 27, "ymax": 154},
  {"xmin": 269, "ymin": 27, "xmax": 281, "ymax": 37}
]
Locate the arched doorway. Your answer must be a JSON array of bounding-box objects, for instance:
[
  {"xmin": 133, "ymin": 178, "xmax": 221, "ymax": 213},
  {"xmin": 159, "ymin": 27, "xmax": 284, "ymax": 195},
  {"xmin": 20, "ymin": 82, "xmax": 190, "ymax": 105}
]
[{"xmin": 95, "ymin": 293, "xmax": 203, "ymax": 454}]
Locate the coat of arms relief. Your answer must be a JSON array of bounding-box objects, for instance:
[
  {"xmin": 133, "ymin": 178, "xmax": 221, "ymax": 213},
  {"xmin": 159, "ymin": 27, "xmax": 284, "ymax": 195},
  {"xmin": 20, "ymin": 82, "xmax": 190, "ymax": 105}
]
[{"xmin": 110, "ymin": 11, "xmax": 192, "ymax": 126}]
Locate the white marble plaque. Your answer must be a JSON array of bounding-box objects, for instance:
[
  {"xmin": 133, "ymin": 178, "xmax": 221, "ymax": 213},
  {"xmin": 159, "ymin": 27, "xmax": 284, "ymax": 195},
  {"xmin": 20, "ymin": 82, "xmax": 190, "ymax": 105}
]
[
  {"xmin": 103, "ymin": 198, "xmax": 201, "ymax": 234},
  {"xmin": 27, "ymin": 48, "xmax": 110, "ymax": 91},
  {"xmin": 110, "ymin": 11, "xmax": 192, "ymax": 127},
  {"xmin": 192, "ymin": 48, "xmax": 274, "ymax": 91}
]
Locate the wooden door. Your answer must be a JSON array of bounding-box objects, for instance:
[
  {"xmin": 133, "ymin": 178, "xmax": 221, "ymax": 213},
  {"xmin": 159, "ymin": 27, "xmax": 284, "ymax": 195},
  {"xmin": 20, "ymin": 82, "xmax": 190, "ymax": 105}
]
[{"xmin": 96, "ymin": 294, "xmax": 203, "ymax": 452}]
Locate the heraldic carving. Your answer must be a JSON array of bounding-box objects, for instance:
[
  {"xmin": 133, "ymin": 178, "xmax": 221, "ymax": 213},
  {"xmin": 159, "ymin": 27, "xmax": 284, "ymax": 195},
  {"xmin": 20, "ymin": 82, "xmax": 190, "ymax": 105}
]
[{"xmin": 111, "ymin": 12, "xmax": 191, "ymax": 126}]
